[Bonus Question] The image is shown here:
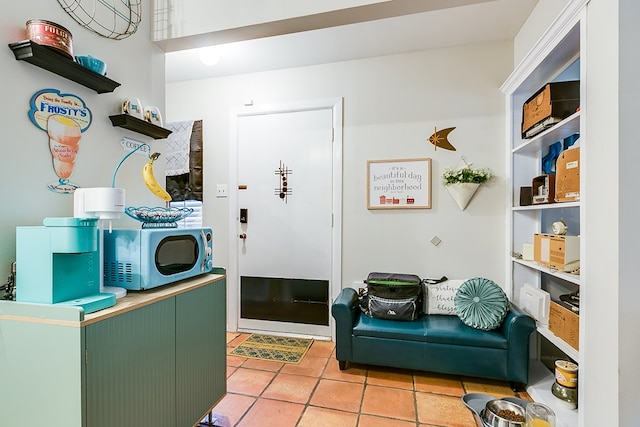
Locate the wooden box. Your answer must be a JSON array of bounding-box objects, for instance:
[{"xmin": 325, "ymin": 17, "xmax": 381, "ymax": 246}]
[
  {"xmin": 555, "ymin": 147, "xmax": 580, "ymax": 202},
  {"xmin": 532, "ymin": 174, "xmax": 555, "ymax": 204},
  {"xmin": 549, "ymin": 300, "xmax": 579, "ymax": 350},
  {"xmin": 521, "ymin": 81, "xmax": 580, "ymax": 138},
  {"xmin": 534, "ymin": 233, "xmax": 580, "ymax": 272},
  {"xmin": 519, "ymin": 186, "xmax": 532, "ymax": 206}
]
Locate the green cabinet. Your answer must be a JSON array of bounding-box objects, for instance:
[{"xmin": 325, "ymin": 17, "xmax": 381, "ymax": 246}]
[
  {"xmin": 0, "ymin": 275, "xmax": 226, "ymax": 427},
  {"xmin": 176, "ymin": 281, "xmax": 227, "ymax": 426},
  {"xmin": 85, "ymin": 298, "xmax": 177, "ymax": 427},
  {"xmin": 0, "ymin": 307, "xmax": 85, "ymax": 427}
]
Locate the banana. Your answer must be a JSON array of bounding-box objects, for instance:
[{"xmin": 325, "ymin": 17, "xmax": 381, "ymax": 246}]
[{"xmin": 142, "ymin": 153, "xmax": 172, "ymax": 202}]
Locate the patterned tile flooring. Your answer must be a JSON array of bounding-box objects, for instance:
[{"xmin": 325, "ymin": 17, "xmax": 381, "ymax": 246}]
[{"xmin": 211, "ymin": 332, "xmax": 532, "ymax": 427}]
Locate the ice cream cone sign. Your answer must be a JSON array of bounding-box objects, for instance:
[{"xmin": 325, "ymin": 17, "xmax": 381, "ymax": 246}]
[{"xmin": 29, "ymin": 89, "xmax": 92, "ymax": 193}]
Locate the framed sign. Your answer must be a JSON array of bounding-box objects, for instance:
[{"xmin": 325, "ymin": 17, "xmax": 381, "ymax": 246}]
[{"xmin": 367, "ymin": 158, "xmax": 432, "ymax": 209}]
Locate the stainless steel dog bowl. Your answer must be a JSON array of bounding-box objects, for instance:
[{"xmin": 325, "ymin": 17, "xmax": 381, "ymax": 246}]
[{"xmin": 481, "ymin": 399, "xmax": 525, "ymax": 427}]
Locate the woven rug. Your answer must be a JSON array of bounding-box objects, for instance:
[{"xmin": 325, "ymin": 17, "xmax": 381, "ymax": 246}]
[{"xmin": 228, "ymin": 334, "xmax": 313, "ymax": 364}]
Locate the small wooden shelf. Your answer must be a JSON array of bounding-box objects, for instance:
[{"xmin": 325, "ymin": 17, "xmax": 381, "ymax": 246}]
[
  {"xmin": 9, "ymin": 40, "xmax": 121, "ymax": 94},
  {"xmin": 108, "ymin": 114, "xmax": 172, "ymax": 139}
]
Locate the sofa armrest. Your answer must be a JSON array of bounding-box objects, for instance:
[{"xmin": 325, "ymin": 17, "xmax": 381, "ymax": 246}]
[
  {"xmin": 331, "ymin": 287, "xmax": 359, "ymax": 362},
  {"xmin": 500, "ymin": 303, "xmax": 536, "ymax": 383},
  {"xmin": 500, "ymin": 303, "xmax": 536, "ymax": 338}
]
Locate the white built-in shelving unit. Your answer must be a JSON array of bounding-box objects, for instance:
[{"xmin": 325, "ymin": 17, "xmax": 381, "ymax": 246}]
[{"xmin": 501, "ymin": 1, "xmax": 588, "ymax": 426}]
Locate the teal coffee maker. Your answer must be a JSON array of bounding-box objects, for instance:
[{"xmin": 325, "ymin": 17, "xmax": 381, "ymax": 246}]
[{"xmin": 15, "ymin": 217, "xmax": 116, "ymax": 314}]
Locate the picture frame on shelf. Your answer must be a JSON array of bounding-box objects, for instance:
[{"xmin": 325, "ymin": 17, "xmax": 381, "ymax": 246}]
[{"xmin": 366, "ymin": 158, "xmax": 431, "ymax": 210}]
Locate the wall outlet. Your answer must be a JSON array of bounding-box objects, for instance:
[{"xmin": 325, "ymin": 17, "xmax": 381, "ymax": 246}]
[{"xmin": 216, "ymin": 184, "xmax": 228, "ymax": 198}]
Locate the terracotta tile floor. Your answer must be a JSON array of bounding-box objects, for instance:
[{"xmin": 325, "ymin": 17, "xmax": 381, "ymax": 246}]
[{"xmin": 210, "ymin": 332, "xmax": 532, "ymax": 427}]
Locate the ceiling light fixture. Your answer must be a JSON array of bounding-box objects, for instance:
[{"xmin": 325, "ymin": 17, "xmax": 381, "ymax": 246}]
[{"xmin": 197, "ymin": 46, "xmax": 220, "ymax": 66}]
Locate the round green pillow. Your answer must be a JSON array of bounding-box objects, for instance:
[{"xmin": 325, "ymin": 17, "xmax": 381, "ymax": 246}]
[{"xmin": 454, "ymin": 277, "xmax": 509, "ymax": 331}]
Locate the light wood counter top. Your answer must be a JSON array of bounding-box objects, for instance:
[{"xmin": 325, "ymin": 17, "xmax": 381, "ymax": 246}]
[{"xmin": 0, "ymin": 273, "xmax": 226, "ymax": 327}]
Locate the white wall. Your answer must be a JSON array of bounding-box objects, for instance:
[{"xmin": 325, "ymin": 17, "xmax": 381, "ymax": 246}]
[
  {"xmin": 616, "ymin": 1, "xmax": 640, "ymax": 424},
  {"xmin": 165, "ymin": 0, "xmax": 387, "ymax": 38},
  {"xmin": 513, "ymin": 0, "xmax": 572, "ymax": 66},
  {"xmin": 166, "ymin": 40, "xmax": 512, "ymax": 288},
  {"xmin": 154, "ymin": 0, "xmax": 502, "ymax": 52},
  {"xmin": 0, "ymin": 2, "xmax": 166, "ymax": 279},
  {"xmin": 583, "ymin": 1, "xmax": 620, "ymax": 423},
  {"xmin": 585, "ymin": 0, "xmax": 640, "ymax": 425}
]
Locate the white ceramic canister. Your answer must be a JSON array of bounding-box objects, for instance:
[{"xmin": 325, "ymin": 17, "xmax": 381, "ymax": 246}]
[
  {"xmin": 122, "ymin": 97, "xmax": 143, "ymax": 119},
  {"xmin": 144, "ymin": 106, "xmax": 163, "ymax": 127}
]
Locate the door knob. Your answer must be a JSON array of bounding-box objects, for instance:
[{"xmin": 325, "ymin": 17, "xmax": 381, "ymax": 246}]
[{"xmin": 239, "ymin": 233, "xmax": 247, "ymax": 240}]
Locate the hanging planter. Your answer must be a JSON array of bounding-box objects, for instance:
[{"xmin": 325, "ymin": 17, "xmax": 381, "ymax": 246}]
[
  {"xmin": 442, "ymin": 159, "xmax": 493, "ymax": 211},
  {"xmin": 445, "ymin": 182, "xmax": 480, "ymax": 210}
]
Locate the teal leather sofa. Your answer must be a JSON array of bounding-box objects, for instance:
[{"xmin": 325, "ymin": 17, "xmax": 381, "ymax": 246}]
[{"xmin": 331, "ymin": 287, "xmax": 536, "ymax": 386}]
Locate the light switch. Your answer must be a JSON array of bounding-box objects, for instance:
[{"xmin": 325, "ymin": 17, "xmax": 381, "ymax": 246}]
[{"xmin": 216, "ymin": 184, "xmax": 228, "ymax": 197}]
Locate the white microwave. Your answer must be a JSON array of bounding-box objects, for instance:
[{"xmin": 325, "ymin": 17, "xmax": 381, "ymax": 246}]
[{"xmin": 103, "ymin": 227, "xmax": 213, "ymax": 290}]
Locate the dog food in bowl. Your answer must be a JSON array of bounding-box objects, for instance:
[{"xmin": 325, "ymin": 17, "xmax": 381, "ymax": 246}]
[
  {"xmin": 496, "ymin": 409, "xmax": 525, "ymax": 422},
  {"xmin": 482, "ymin": 399, "xmax": 525, "ymax": 427}
]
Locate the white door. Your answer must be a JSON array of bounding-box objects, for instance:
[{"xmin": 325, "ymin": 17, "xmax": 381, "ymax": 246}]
[{"xmin": 229, "ymin": 99, "xmax": 343, "ymax": 339}]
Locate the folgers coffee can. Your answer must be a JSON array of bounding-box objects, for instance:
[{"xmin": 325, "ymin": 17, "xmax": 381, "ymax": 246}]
[{"xmin": 26, "ymin": 19, "xmax": 73, "ymax": 59}]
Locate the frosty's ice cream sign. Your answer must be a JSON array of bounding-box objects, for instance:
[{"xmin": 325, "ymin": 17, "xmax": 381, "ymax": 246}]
[{"xmin": 29, "ymin": 89, "xmax": 92, "ymax": 193}]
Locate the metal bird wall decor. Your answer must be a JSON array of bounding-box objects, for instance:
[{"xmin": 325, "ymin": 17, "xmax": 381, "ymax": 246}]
[{"xmin": 428, "ymin": 127, "xmax": 457, "ymax": 151}]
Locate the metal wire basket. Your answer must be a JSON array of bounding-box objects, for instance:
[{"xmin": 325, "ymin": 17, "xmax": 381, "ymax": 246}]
[
  {"xmin": 125, "ymin": 206, "xmax": 193, "ymax": 228},
  {"xmin": 57, "ymin": 0, "xmax": 142, "ymax": 40}
]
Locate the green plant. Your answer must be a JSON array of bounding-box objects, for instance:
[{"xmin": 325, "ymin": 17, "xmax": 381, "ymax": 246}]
[{"xmin": 442, "ymin": 165, "xmax": 493, "ymax": 185}]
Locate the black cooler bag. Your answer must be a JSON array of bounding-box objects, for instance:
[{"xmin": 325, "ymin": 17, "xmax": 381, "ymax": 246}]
[{"xmin": 359, "ymin": 272, "xmax": 423, "ymax": 321}]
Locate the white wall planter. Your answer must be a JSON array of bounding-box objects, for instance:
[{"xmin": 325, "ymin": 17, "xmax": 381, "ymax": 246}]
[{"xmin": 445, "ymin": 182, "xmax": 480, "ymax": 210}]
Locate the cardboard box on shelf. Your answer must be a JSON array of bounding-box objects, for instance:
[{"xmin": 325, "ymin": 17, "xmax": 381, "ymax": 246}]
[
  {"xmin": 533, "ymin": 233, "xmax": 580, "ymax": 272},
  {"xmin": 549, "ymin": 300, "xmax": 579, "ymax": 350},
  {"xmin": 555, "ymin": 147, "xmax": 580, "ymax": 202}
]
